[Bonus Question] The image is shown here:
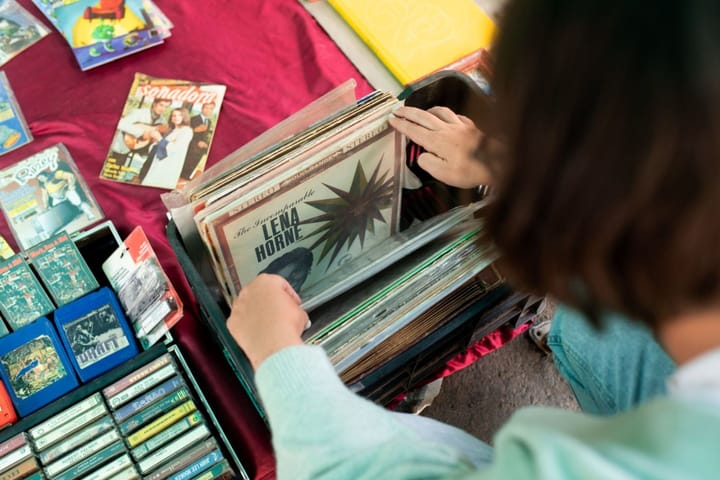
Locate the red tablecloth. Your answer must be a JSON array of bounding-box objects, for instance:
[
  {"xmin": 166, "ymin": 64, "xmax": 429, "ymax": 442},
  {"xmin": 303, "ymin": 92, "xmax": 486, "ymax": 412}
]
[{"xmin": 3, "ymin": 1, "xmax": 372, "ymax": 478}]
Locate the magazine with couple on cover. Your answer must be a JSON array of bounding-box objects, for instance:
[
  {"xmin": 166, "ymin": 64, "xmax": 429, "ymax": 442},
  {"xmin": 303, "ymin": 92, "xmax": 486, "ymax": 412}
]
[{"xmin": 100, "ymin": 73, "xmax": 226, "ymax": 190}]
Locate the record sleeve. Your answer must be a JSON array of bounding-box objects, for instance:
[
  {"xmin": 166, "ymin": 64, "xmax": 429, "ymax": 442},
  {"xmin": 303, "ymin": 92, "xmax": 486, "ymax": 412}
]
[
  {"xmin": 202, "ymin": 110, "xmax": 404, "ymax": 302},
  {"xmin": 54, "ymin": 287, "xmax": 139, "ymax": 382},
  {"xmin": 0, "ymin": 317, "xmax": 79, "ymax": 417},
  {"xmin": 0, "ymin": 254, "xmax": 54, "ymax": 331},
  {"xmin": 0, "ymin": 71, "xmax": 32, "ymax": 156},
  {"xmin": 0, "ymin": 143, "xmax": 104, "ymax": 250},
  {"xmin": 27, "ymin": 231, "xmax": 99, "ymax": 306}
]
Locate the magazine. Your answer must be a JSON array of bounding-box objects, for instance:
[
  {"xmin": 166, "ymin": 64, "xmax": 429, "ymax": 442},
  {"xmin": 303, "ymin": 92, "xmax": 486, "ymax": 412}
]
[
  {"xmin": 100, "ymin": 73, "xmax": 226, "ymax": 190},
  {"xmin": 31, "ymin": 0, "xmax": 171, "ymax": 71},
  {"xmin": 0, "ymin": 71, "xmax": 32, "ymax": 156},
  {"xmin": 0, "ymin": 0, "xmax": 49, "ymax": 66},
  {"xmin": 0, "ymin": 143, "xmax": 103, "ymax": 250}
]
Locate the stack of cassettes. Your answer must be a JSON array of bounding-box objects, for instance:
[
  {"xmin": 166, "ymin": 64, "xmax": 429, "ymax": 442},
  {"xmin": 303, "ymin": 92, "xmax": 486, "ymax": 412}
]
[
  {"xmin": 0, "ymin": 433, "xmax": 40, "ymax": 480},
  {"xmin": 102, "ymin": 353, "xmax": 235, "ymax": 480},
  {"xmin": 30, "ymin": 392, "xmax": 131, "ymax": 480}
]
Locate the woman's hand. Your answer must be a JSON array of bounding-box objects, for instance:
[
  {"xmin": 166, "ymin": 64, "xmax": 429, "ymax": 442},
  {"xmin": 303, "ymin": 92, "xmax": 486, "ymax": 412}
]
[
  {"xmin": 388, "ymin": 106, "xmax": 495, "ymax": 188},
  {"xmin": 226, "ymin": 274, "xmax": 309, "ymax": 370}
]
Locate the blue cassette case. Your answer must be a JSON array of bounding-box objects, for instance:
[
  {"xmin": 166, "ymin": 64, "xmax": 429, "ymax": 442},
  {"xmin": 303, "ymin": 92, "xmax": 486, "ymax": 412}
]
[
  {"xmin": 54, "ymin": 287, "xmax": 139, "ymax": 382},
  {"xmin": 0, "ymin": 317, "xmax": 79, "ymax": 416}
]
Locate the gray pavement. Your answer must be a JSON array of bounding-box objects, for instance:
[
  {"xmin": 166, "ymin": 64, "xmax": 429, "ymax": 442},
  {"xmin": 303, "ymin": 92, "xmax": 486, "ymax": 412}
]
[{"xmin": 422, "ymin": 328, "xmax": 579, "ymax": 444}]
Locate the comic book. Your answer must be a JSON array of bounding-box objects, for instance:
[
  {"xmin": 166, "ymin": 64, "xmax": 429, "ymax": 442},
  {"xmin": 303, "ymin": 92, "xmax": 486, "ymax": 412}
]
[
  {"xmin": 0, "ymin": 143, "xmax": 104, "ymax": 250},
  {"xmin": 0, "ymin": 71, "xmax": 32, "ymax": 156},
  {"xmin": 30, "ymin": 0, "xmax": 171, "ymax": 71},
  {"xmin": 100, "ymin": 73, "xmax": 226, "ymax": 190},
  {"xmin": 0, "ymin": 0, "xmax": 49, "ymax": 67}
]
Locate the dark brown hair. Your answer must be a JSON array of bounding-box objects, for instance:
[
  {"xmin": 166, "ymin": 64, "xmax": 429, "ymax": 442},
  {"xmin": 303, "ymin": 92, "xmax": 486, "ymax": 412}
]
[{"xmin": 485, "ymin": 0, "xmax": 720, "ymax": 325}]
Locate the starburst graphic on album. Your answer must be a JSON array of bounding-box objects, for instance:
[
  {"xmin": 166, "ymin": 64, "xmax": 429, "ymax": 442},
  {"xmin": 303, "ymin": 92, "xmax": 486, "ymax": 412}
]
[{"xmin": 301, "ymin": 157, "xmax": 394, "ymax": 268}]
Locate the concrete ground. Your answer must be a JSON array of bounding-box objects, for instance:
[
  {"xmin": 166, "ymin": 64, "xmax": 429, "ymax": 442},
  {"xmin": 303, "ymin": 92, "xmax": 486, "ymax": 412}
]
[{"xmin": 421, "ymin": 311, "xmax": 579, "ymax": 444}]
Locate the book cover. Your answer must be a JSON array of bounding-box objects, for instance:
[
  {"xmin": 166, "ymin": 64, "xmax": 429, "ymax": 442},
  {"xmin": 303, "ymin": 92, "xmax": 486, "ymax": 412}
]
[
  {"xmin": 327, "ymin": 0, "xmax": 496, "ymax": 85},
  {"xmin": 0, "ymin": 71, "xmax": 32, "ymax": 156},
  {"xmin": 26, "ymin": 231, "xmax": 99, "ymax": 306},
  {"xmin": 0, "ymin": 0, "xmax": 49, "ymax": 67},
  {"xmin": 0, "ymin": 255, "xmax": 54, "ymax": 331},
  {"xmin": 30, "ymin": 0, "xmax": 169, "ymax": 71},
  {"xmin": 100, "ymin": 73, "xmax": 226, "ymax": 190},
  {"xmin": 0, "ymin": 317, "xmax": 79, "ymax": 417},
  {"xmin": 54, "ymin": 287, "xmax": 139, "ymax": 382},
  {"xmin": 0, "ymin": 143, "xmax": 104, "ymax": 250},
  {"xmin": 203, "ymin": 112, "xmax": 403, "ymax": 302},
  {"xmin": 102, "ymin": 226, "xmax": 183, "ymax": 348}
]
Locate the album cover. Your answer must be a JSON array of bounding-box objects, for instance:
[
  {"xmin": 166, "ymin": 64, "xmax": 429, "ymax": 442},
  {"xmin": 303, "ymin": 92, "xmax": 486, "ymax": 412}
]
[
  {"xmin": 0, "ymin": 254, "xmax": 54, "ymax": 331},
  {"xmin": 100, "ymin": 73, "xmax": 226, "ymax": 190},
  {"xmin": 0, "ymin": 317, "xmax": 79, "ymax": 416},
  {"xmin": 0, "ymin": 143, "xmax": 104, "ymax": 250},
  {"xmin": 202, "ymin": 113, "xmax": 403, "ymax": 302},
  {"xmin": 54, "ymin": 287, "xmax": 139, "ymax": 382},
  {"xmin": 27, "ymin": 231, "xmax": 99, "ymax": 306}
]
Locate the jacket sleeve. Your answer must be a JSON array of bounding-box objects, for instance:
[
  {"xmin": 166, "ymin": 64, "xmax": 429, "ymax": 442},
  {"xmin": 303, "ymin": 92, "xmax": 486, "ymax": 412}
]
[{"xmin": 255, "ymin": 345, "xmax": 480, "ymax": 480}]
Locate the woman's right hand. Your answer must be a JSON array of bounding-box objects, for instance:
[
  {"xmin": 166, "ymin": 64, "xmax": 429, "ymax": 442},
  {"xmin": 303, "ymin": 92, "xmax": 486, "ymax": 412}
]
[{"xmin": 388, "ymin": 106, "xmax": 495, "ymax": 188}]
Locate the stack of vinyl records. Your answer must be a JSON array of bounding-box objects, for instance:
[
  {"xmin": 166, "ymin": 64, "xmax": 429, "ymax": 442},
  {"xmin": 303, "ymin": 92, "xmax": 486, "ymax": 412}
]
[{"xmin": 163, "ymin": 78, "xmax": 506, "ymax": 387}]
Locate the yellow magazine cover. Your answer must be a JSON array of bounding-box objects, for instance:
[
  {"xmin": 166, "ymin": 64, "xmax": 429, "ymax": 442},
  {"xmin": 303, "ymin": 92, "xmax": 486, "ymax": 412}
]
[{"xmin": 328, "ymin": 0, "xmax": 496, "ymax": 85}]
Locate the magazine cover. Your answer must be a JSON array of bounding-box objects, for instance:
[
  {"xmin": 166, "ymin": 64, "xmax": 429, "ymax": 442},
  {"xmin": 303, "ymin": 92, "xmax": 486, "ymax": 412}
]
[
  {"xmin": 100, "ymin": 73, "xmax": 226, "ymax": 190},
  {"xmin": 0, "ymin": 0, "xmax": 49, "ymax": 67},
  {"xmin": 31, "ymin": 0, "xmax": 170, "ymax": 71},
  {"xmin": 0, "ymin": 143, "xmax": 104, "ymax": 250},
  {"xmin": 0, "ymin": 71, "xmax": 32, "ymax": 156},
  {"xmin": 205, "ymin": 115, "xmax": 403, "ymax": 302}
]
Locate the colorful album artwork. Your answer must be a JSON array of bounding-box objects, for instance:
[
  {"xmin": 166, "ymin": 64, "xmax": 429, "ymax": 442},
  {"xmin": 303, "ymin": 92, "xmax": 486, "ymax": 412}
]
[
  {"xmin": 0, "ymin": 335, "xmax": 68, "ymax": 400},
  {"xmin": 0, "ymin": 71, "xmax": 32, "ymax": 156}
]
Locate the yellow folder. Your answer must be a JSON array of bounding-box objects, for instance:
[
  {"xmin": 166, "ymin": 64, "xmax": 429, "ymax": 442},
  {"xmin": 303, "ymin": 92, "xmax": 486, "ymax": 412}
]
[{"xmin": 328, "ymin": 0, "xmax": 496, "ymax": 85}]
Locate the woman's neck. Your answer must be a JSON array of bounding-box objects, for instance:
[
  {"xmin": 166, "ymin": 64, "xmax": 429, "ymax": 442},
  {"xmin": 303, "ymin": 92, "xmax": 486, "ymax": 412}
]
[{"xmin": 658, "ymin": 308, "xmax": 720, "ymax": 365}]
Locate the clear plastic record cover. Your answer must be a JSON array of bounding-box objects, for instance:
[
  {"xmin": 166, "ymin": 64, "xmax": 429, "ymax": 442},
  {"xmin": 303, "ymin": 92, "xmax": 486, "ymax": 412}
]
[
  {"xmin": 0, "ymin": 143, "xmax": 104, "ymax": 250},
  {"xmin": 0, "ymin": 71, "xmax": 33, "ymax": 156}
]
